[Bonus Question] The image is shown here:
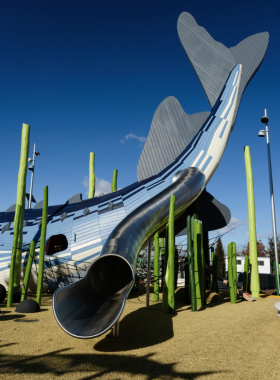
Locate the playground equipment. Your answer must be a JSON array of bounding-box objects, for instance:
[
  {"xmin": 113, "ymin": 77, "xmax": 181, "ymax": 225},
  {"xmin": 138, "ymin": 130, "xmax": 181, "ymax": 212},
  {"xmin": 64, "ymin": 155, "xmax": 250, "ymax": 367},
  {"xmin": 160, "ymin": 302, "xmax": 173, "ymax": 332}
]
[{"xmin": 0, "ymin": 12, "xmax": 268, "ymax": 335}]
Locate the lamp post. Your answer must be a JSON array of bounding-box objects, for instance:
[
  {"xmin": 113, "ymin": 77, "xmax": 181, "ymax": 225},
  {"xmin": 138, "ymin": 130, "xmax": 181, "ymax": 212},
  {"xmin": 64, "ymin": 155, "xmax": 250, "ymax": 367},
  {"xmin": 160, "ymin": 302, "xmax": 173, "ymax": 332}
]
[
  {"xmin": 258, "ymin": 109, "xmax": 279, "ymax": 294},
  {"xmin": 28, "ymin": 143, "xmax": 40, "ymax": 209}
]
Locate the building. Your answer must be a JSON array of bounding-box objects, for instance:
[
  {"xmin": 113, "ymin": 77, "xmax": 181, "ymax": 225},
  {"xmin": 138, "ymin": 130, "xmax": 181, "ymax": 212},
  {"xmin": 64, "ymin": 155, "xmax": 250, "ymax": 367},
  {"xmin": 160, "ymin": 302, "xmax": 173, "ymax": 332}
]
[{"xmin": 225, "ymin": 256, "xmax": 270, "ymax": 274}]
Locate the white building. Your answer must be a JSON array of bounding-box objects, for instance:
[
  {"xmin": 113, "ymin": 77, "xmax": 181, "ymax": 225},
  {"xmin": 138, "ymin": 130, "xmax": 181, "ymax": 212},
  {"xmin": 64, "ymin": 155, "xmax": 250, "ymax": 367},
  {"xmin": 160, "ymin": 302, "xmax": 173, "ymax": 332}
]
[{"xmin": 225, "ymin": 256, "xmax": 270, "ymax": 274}]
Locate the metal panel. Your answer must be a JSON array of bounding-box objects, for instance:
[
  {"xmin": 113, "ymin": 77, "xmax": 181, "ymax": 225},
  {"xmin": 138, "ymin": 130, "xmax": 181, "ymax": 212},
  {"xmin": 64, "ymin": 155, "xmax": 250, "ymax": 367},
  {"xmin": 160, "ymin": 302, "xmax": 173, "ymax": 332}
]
[
  {"xmin": 53, "ymin": 167, "xmax": 206, "ymax": 338},
  {"xmin": 137, "ymin": 96, "xmax": 209, "ymax": 181},
  {"xmin": 177, "ymin": 12, "xmax": 236, "ymax": 108}
]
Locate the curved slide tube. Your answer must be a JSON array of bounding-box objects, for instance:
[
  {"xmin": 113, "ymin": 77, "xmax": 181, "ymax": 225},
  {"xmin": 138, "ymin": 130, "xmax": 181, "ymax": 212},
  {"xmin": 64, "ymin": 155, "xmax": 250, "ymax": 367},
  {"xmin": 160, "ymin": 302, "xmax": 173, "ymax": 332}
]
[{"xmin": 53, "ymin": 167, "xmax": 205, "ymax": 338}]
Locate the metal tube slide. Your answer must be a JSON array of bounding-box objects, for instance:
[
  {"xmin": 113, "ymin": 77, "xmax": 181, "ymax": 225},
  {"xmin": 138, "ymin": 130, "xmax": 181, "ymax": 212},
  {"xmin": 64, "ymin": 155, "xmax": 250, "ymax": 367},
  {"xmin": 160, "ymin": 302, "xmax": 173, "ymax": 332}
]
[{"xmin": 53, "ymin": 167, "xmax": 206, "ymax": 338}]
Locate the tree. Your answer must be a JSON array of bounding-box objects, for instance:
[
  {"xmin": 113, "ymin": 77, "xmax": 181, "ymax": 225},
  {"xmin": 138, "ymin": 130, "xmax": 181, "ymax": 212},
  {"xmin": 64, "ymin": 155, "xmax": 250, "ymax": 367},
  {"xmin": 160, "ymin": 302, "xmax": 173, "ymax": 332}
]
[
  {"xmin": 240, "ymin": 240, "xmax": 268, "ymax": 257},
  {"xmin": 214, "ymin": 238, "xmax": 225, "ymax": 274},
  {"xmin": 267, "ymin": 236, "xmax": 280, "ymax": 265}
]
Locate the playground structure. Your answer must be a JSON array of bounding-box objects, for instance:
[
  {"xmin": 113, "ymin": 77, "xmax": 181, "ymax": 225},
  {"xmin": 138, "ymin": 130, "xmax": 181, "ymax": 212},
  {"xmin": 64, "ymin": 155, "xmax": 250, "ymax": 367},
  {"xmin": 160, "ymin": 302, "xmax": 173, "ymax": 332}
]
[{"xmin": 0, "ymin": 12, "xmax": 272, "ymax": 335}]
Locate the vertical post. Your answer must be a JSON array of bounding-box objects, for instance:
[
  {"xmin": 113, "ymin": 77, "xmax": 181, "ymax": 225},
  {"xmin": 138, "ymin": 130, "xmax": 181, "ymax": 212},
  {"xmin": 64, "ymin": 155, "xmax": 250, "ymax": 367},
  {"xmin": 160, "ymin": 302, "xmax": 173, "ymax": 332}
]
[
  {"xmin": 187, "ymin": 215, "xmax": 196, "ymax": 311},
  {"xmin": 232, "ymin": 242, "xmax": 237, "ymax": 302},
  {"xmin": 88, "ymin": 152, "xmax": 95, "ymax": 198},
  {"xmin": 243, "ymin": 255, "xmax": 249, "ymax": 292},
  {"xmin": 160, "ymin": 238, "xmax": 165, "ymax": 292},
  {"xmin": 153, "ymin": 231, "xmax": 160, "ymax": 302},
  {"xmin": 28, "ymin": 143, "xmax": 36, "ymax": 209},
  {"xmin": 14, "ymin": 123, "xmax": 30, "ymax": 288},
  {"xmin": 174, "ymin": 249, "xmax": 178, "ymax": 290},
  {"xmin": 184, "ymin": 248, "xmax": 190, "ymax": 304},
  {"xmin": 168, "ymin": 194, "xmax": 175, "ymax": 313},
  {"xmin": 244, "ymin": 146, "xmax": 260, "ymax": 298},
  {"xmin": 211, "ymin": 254, "xmax": 219, "ymax": 293},
  {"xmin": 146, "ymin": 239, "xmax": 152, "ymax": 309},
  {"xmin": 113, "ymin": 320, "xmax": 120, "ymax": 338},
  {"xmin": 162, "ymin": 224, "xmax": 169, "ymax": 309},
  {"xmin": 36, "ymin": 186, "xmax": 48, "ymax": 306},
  {"xmin": 264, "ymin": 111, "xmax": 279, "ymax": 295},
  {"xmin": 193, "ymin": 219, "xmax": 203, "ymax": 308},
  {"xmin": 20, "ymin": 240, "xmax": 36, "ymax": 301},
  {"xmin": 6, "ymin": 204, "xmax": 22, "ymax": 307},
  {"xmin": 228, "ymin": 243, "xmax": 235, "ymax": 304},
  {"xmin": 111, "ymin": 169, "xmax": 118, "ymax": 192},
  {"xmin": 274, "ymin": 261, "xmax": 279, "ymax": 296}
]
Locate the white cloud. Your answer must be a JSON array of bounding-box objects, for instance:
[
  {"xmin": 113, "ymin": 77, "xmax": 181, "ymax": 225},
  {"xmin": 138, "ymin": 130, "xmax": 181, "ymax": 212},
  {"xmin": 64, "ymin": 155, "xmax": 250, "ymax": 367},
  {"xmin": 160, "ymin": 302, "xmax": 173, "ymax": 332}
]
[
  {"xmin": 82, "ymin": 176, "xmax": 112, "ymax": 196},
  {"xmin": 124, "ymin": 133, "xmax": 147, "ymax": 143}
]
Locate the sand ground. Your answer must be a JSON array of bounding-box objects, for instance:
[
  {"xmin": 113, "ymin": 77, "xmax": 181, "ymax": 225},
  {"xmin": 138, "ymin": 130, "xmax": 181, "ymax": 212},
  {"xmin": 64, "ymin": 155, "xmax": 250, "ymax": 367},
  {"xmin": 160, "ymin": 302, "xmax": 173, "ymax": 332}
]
[{"xmin": 1, "ymin": 289, "xmax": 280, "ymax": 380}]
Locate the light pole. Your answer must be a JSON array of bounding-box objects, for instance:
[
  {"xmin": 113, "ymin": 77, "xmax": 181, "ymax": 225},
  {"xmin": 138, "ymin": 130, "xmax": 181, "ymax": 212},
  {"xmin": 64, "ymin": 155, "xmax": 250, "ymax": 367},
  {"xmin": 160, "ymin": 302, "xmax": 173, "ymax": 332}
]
[
  {"xmin": 28, "ymin": 143, "xmax": 40, "ymax": 209},
  {"xmin": 258, "ymin": 109, "xmax": 279, "ymax": 294}
]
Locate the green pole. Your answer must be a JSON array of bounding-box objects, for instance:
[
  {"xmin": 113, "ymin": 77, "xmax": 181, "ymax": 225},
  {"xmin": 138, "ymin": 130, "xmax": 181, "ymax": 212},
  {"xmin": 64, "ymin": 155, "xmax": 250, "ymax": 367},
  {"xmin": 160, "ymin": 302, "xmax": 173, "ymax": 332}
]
[
  {"xmin": 243, "ymin": 255, "xmax": 249, "ymax": 292},
  {"xmin": 14, "ymin": 123, "xmax": 30, "ymax": 288},
  {"xmin": 162, "ymin": 224, "xmax": 169, "ymax": 309},
  {"xmin": 244, "ymin": 146, "xmax": 260, "ymax": 298},
  {"xmin": 36, "ymin": 186, "xmax": 48, "ymax": 306},
  {"xmin": 232, "ymin": 242, "xmax": 237, "ymax": 302},
  {"xmin": 111, "ymin": 169, "xmax": 118, "ymax": 192},
  {"xmin": 160, "ymin": 238, "xmax": 165, "ymax": 292},
  {"xmin": 274, "ymin": 261, "xmax": 279, "ymax": 296},
  {"xmin": 193, "ymin": 219, "xmax": 203, "ymax": 308},
  {"xmin": 228, "ymin": 243, "xmax": 235, "ymax": 304},
  {"xmin": 168, "ymin": 194, "xmax": 175, "ymax": 313},
  {"xmin": 211, "ymin": 247, "xmax": 214, "ymax": 266},
  {"xmin": 153, "ymin": 231, "xmax": 160, "ymax": 302},
  {"xmin": 20, "ymin": 240, "xmax": 36, "ymax": 302},
  {"xmin": 88, "ymin": 152, "xmax": 95, "ymax": 198},
  {"xmin": 6, "ymin": 204, "xmax": 22, "ymax": 307},
  {"xmin": 187, "ymin": 215, "xmax": 196, "ymax": 311}
]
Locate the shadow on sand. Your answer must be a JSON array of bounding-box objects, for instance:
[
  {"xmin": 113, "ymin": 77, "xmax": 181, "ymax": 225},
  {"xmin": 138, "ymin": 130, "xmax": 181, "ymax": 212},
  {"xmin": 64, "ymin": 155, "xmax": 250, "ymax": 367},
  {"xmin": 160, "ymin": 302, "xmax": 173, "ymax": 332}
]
[{"xmin": 0, "ymin": 348, "xmax": 229, "ymax": 379}]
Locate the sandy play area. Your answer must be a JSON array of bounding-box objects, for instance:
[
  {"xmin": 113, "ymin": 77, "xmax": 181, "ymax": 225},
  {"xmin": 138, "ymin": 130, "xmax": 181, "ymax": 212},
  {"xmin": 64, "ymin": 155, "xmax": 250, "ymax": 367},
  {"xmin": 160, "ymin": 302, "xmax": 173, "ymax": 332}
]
[{"xmin": 1, "ymin": 289, "xmax": 280, "ymax": 379}]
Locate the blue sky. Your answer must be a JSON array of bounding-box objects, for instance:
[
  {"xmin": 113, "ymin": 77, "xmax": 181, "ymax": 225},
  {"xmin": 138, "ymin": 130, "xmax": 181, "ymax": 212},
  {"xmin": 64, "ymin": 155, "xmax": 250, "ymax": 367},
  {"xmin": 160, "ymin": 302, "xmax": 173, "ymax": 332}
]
[{"xmin": 1, "ymin": 0, "xmax": 280, "ymax": 252}]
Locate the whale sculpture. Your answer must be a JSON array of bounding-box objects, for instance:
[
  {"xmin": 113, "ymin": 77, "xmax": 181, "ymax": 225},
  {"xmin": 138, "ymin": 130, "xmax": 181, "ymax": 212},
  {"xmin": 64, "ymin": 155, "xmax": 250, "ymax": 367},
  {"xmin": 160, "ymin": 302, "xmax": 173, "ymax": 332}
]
[{"xmin": 0, "ymin": 12, "xmax": 268, "ymax": 338}]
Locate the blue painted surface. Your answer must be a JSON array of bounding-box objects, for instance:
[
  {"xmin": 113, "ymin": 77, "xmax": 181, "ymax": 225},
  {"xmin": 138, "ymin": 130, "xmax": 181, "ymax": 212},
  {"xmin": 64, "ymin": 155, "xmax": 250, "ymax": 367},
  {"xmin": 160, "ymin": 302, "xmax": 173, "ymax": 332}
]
[{"xmin": 0, "ymin": 65, "xmax": 241, "ymax": 287}]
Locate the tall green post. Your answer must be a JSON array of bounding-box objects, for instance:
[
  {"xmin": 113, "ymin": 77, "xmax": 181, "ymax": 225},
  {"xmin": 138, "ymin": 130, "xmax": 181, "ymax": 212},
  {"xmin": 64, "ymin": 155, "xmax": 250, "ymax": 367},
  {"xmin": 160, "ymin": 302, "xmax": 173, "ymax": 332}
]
[
  {"xmin": 187, "ymin": 215, "xmax": 196, "ymax": 311},
  {"xmin": 153, "ymin": 231, "xmax": 160, "ymax": 302},
  {"xmin": 232, "ymin": 242, "xmax": 237, "ymax": 302},
  {"xmin": 244, "ymin": 146, "xmax": 260, "ymax": 298},
  {"xmin": 243, "ymin": 255, "xmax": 249, "ymax": 292},
  {"xmin": 160, "ymin": 238, "xmax": 165, "ymax": 292},
  {"xmin": 36, "ymin": 186, "xmax": 48, "ymax": 306},
  {"xmin": 193, "ymin": 219, "xmax": 203, "ymax": 308},
  {"xmin": 14, "ymin": 123, "xmax": 30, "ymax": 288},
  {"xmin": 88, "ymin": 152, "xmax": 95, "ymax": 198},
  {"xmin": 111, "ymin": 169, "xmax": 118, "ymax": 192},
  {"xmin": 20, "ymin": 240, "xmax": 36, "ymax": 301},
  {"xmin": 162, "ymin": 224, "xmax": 169, "ymax": 309},
  {"xmin": 168, "ymin": 194, "xmax": 175, "ymax": 314},
  {"xmin": 6, "ymin": 204, "xmax": 22, "ymax": 307},
  {"xmin": 228, "ymin": 243, "xmax": 235, "ymax": 304}
]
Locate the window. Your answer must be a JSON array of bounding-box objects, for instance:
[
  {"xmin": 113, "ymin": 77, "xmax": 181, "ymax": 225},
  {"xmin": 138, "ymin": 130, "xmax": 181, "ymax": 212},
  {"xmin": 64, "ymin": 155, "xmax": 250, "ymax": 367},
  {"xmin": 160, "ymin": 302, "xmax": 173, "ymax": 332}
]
[
  {"xmin": 258, "ymin": 261, "xmax": 264, "ymax": 266},
  {"xmin": 237, "ymin": 260, "xmax": 241, "ymax": 265},
  {"xmin": 46, "ymin": 234, "xmax": 68, "ymax": 255}
]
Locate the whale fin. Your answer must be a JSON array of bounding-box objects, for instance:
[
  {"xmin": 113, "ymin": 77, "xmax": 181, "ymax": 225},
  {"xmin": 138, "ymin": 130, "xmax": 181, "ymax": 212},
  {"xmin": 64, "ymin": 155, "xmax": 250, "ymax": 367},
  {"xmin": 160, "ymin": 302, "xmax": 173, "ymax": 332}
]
[
  {"xmin": 177, "ymin": 12, "xmax": 269, "ymax": 113},
  {"xmin": 137, "ymin": 96, "xmax": 210, "ymax": 181},
  {"xmin": 229, "ymin": 32, "xmax": 269, "ymax": 127},
  {"xmin": 177, "ymin": 12, "xmax": 236, "ymax": 108}
]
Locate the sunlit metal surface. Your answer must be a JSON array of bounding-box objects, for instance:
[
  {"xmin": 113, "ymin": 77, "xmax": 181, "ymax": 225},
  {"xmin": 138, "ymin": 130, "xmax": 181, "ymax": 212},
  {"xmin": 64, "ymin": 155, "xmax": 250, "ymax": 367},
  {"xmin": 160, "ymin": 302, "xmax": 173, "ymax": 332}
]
[{"xmin": 53, "ymin": 167, "xmax": 206, "ymax": 338}]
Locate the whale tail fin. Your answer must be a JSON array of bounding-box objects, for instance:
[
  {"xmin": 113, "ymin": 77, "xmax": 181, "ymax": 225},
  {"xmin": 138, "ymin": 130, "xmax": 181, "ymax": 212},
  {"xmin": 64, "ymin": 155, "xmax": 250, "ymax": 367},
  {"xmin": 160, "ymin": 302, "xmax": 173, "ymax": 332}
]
[
  {"xmin": 177, "ymin": 12, "xmax": 269, "ymax": 112},
  {"xmin": 137, "ymin": 13, "xmax": 268, "ymax": 182}
]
